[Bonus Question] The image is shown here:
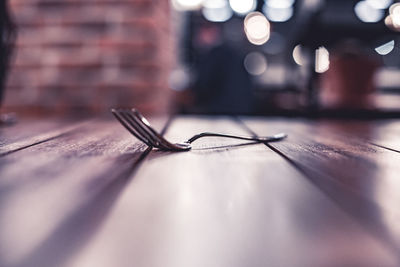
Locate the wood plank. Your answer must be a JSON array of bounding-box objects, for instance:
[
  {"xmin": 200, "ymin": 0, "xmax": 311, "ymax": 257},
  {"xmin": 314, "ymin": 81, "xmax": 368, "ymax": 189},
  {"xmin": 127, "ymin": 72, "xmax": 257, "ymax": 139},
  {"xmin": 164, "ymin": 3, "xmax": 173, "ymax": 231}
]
[
  {"xmin": 64, "ymin": 116, "xmax": 398, "ymax": 267},
  {"xmin": 371, "ymin": 120, "xmax": 400, "ymax": 153},
  {"xmin": 288, "ymin": 119, "xmax": 400, "ymax": 153},
  {"xmin": 0, "ymin": 118, "xmax": 168, "ymax": 267},
  {"xmin": 321, "ymin": 119, "xmax": 400, "ymax": 153},
  {"xmin": 241, "ymin": 117, "xmax": 400, "ymax": 258},
  {"xmin": 0, "ymin": 118, "xmax": 88, "ymax": 156}
]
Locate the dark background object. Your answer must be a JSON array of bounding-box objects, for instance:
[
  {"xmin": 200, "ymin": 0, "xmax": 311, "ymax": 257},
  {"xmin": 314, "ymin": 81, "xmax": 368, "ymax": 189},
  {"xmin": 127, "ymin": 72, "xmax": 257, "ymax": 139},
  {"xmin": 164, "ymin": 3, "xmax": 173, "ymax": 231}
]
[
  {"xmin": 175, "ymin": 0, "xmax": 400, "ymax": 117},
  {"xmin": 0, "ymin": 0, "xmax": 16, "ymax": 106}
]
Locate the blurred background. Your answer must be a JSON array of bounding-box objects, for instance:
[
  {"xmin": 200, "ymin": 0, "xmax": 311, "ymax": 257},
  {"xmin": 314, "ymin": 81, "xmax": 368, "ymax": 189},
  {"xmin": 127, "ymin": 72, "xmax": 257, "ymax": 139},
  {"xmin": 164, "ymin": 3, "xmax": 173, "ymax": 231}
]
[{"xmin": 2, "ymin": 0, "xmax": 400, "ymax": 117}]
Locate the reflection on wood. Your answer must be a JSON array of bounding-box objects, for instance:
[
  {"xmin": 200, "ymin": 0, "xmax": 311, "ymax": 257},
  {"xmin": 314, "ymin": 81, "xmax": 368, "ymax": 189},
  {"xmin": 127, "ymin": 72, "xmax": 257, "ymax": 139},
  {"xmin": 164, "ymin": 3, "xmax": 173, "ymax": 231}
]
[
  {"xmin": 243, "ymin": 118, "xmax": 400, "ymax": 260},
  {"xmin": 0, "ymin": 116, "xmax": 399, "ymax": 267}
]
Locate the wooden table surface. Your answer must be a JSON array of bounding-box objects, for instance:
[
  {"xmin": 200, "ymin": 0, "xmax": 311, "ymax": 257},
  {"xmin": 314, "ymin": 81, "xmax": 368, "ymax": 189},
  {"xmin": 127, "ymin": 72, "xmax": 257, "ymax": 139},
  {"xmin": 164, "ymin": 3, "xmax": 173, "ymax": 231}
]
[{"xmin": 1, "ymin": 115, "xmax": 400, "ymax": 267}]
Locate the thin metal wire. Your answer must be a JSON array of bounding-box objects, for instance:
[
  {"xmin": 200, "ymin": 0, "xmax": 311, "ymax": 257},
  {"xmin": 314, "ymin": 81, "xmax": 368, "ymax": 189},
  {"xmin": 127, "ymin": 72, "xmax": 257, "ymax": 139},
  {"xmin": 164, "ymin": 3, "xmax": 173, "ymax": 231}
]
[{"xmin": 112, "ymin": 108, "xmax": 287, "ymax": 151}]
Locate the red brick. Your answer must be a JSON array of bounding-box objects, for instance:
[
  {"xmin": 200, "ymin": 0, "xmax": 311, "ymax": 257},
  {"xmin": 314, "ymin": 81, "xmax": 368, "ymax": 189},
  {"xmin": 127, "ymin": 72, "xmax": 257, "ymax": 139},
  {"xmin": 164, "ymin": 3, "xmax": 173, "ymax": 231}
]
[{"xmin": 5, "ymin": 0, "xmax": 172, "ymax": 115}]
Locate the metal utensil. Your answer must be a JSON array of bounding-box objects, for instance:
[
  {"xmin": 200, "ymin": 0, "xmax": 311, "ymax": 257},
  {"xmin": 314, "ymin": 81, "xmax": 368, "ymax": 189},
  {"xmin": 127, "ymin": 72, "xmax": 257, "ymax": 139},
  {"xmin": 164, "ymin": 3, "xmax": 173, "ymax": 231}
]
[{"xmin": 111, "ymin": 108, "xmax": 287, "ymax": 151}]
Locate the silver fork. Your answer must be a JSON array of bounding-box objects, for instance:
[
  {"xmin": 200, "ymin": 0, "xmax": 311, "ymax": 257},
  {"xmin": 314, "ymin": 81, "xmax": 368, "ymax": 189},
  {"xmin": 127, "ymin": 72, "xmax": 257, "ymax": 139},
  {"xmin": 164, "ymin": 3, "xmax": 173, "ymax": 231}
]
[{"xmin": 111, "ymin": 108, "xmax": 287, "ymax": 151}]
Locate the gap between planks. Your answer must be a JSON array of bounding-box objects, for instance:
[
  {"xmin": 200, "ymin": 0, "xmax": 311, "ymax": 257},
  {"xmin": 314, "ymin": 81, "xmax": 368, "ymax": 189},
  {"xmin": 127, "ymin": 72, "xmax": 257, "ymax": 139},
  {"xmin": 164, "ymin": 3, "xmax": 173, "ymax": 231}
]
[
  {"xmin": 0, "ymin": 116, "xmax": 173, "ymax": 267},
  {"xmin": 236, "ymin": 117, "xmax": 400, "ymax": 260},
  {"xmin": 0, "ymin": 115, "xmax": 174, "ymax": 158},
  {"xmin": 368, "ymin": 143, "xmax": 400, "ymax": 154},
  {"xmin": 0, "ymin": 120, "xmax": 90, "ymax": 157}
]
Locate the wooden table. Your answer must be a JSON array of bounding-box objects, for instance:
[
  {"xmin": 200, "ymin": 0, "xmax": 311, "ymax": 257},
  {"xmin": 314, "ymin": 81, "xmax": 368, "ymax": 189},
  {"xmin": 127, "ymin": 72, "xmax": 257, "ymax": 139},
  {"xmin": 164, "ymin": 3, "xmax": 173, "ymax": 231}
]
[{"xmin": 1, "ymin": 115, "xmax": 400, "ymax": 267}]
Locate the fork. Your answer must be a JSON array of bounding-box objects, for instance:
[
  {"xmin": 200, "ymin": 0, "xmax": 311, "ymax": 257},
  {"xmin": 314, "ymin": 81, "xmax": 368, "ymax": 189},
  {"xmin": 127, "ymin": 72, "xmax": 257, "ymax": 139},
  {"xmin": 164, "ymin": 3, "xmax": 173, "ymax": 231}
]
[{"xmin": 111, "ymin": 108, "xmax": 287, "ymax": 151}]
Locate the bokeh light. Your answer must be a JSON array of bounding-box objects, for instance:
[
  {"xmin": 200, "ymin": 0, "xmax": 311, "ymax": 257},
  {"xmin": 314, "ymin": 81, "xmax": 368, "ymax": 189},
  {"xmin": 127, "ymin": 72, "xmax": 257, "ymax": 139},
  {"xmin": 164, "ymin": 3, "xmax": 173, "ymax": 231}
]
[
  {"xmin": 366, "ymin": 0, "xmax": 392, "ymax": 9},
  {"xmin": 202, "ymin": 0, "xmax": 233, "ymax": 22},
  {"xmin": 265, "ymin": 0, "xmax": 295, "ymax": 9},
  {"xmin": 354, "ymin": 1, "xmax": 384, "ymax": 23},
  {"xmin": 203, "ymin": 0, "xmax": 226, "ymax": 8},
  {"xmin": 263, "ymin": 5, "xmax": 294, "ymax": 22},
  {"xmin": 169, "ymin": 68, "xmax": 191, "ymax": 91},
  {"xmin": 390, "ymin": 3, "xmax": 400, "ymax": 25},
  {"xmin": 375, "ymin": 40, "xmax": 395, "ymax": 55},
  {"xmin": 384, "ymin": 3, "xmax": 400, "ymax": 31},
  {"xmin": 292, "ymin": 44, "xmax": 305, "ymax": 66},
  {"xmin": 172, "ymin": 0, "xmax": 204, "ymax": 11},
  {"xmin": 244, "ymin": 12, "xmax": 271, "ymax": 45},
  {"xmin": 229, "ymin": 0, "xmax": 256, "ymax": 15},
  {"xmin": 315, "ymin": 46, "xmax": 329, "ymax": 73},
  {"xmin": 244, "ymin": 52, "xmax": 268, "ymax": 75}
]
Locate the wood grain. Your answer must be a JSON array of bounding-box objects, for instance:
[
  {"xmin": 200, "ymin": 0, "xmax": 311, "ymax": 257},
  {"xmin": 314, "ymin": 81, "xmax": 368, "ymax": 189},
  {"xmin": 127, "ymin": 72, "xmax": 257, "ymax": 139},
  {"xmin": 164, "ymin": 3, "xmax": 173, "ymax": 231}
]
[
  {"xmin": 241, "ymin": 117, "xmax": 400, "ymax": 259},
  {"xmin": 320, "ymin": 119, "xmax": 400, "ymax": 153},
  {"xmin": 0, "ymin": 118, "xmax": 87, "ymax": 156},
  {"xmin": 0, "ymin": 119, "xmax": 157, "ymax": 267},
  {"xmin": 1, "ymin": 116, "xmax": 399, "ymax": 267},
  {"xmin": 64, "ymin": 116, "xmax": 398, "ymax": 267}
]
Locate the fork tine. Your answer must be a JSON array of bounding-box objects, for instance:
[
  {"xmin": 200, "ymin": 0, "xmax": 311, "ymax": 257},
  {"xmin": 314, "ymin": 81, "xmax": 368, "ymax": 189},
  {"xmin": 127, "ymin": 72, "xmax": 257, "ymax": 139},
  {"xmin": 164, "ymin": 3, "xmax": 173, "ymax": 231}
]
[
  {"xmin": 121, "ymin": 110, "xmax": 165, "ymax": 148},
  {"xmin": 129, "ymin": 109, "xmax": 193, "ymax": 151},
  {"xmin": 113, "ymin": 107, "xmax": 286, "ymax": 151},
  {"xmin": 124, "ymin": 109, "xmax": 175, "ymax": 150},
  {"xmin": 128, "ymin": 109, "xmax": 178, "ymax": 150},
  {"xmin": 130, "ymin": 109, "xmax": 175, "ymax": 146},
  {"xmin": 111, "ymin": 109, "xmax": 154, "ymax": 147}
]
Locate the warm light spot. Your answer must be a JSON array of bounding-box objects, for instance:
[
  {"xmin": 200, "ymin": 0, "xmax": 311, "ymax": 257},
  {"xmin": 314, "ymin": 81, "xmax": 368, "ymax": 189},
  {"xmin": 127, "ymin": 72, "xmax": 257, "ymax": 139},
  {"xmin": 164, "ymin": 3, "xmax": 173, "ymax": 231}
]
[
  {"xmin": 244, "ymin": 52, "xmax": 268, "ymax": 75},
  {"xmin": 293, "ymin": 44, "xmax": 305, "ymax": 66},
  {"xmin": 384, "ymin": 3, "xmax": 400, "ymax": 31},
  {"xmin": 169, "ymin": 68, "xmax": 191, "ymax": 91},
  {"xmin": 384, "ymin": 15, "xmax": 394, "ymax": 29},
  {"xmin": 263, "ymin": 5, "xmax": 294, "ymax": 22},
  {"xmin": 202, "ymin": 0, "xmax": 233, "ymax": 22},
  {"xmin": 389, "ymin": 2, "xmax": 400, "ymax": 15},
  {"xmin": 390, "ymin": 3, "xmax": 400, "ymax": 26},
  {"xmin": 366, "ymin": 0, "xmax": 392, "ymax": 9},
  {"xmin": 315, "ymin": 46, "xmax": 329, "ymax": 73},
  {"xmin": 354, "ymin": 1, "xmax": 384, "ymax": 23},
  {"xmin": 171, "ymin": 0, "xmax": 204, "ymax": 11},
  {"xmin": 244, "ymin": 12, "xmax": 271, "ymax": 45},
  {"xmin": 229, "ymin": 0, "xmax": 256, "ymax": 15},
  {"xmin": 375, "ymin": 40, "xmax": 395, "ymax": 55},
  {"xmin": 265, "ymin": 0, "xmax": 295, "ymax": 9}
]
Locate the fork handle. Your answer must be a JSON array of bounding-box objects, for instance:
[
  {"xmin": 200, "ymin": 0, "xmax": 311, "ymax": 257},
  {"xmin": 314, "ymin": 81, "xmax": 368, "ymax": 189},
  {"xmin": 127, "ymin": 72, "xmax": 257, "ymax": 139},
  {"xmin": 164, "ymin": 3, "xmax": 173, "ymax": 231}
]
[{"xmin": 186, "ymin": 132, "xmax": 287, "ymax": 144}]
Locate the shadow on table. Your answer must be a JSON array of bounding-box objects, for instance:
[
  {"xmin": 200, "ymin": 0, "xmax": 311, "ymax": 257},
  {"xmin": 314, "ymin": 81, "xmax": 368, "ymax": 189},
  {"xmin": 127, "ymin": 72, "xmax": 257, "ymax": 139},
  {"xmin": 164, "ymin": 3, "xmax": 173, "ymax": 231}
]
[
  {"xmin": 7, "ymin": 149, "xmax": 151, "ymax": 267},
  {"xmin": 265, "ymin": 121, "xmax": 400, "ymax": 263},
  {"xmin": 147, "ymin": 141, "xmax": 262, "ymax": 161}
]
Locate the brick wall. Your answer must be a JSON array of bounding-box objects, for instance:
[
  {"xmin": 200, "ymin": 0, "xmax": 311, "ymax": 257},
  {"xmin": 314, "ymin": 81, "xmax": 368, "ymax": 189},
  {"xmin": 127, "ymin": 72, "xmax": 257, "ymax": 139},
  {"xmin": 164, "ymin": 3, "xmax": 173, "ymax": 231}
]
[{"xmin": 4, "ymin": 0, "xmax": 173, "ymax": 115}]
